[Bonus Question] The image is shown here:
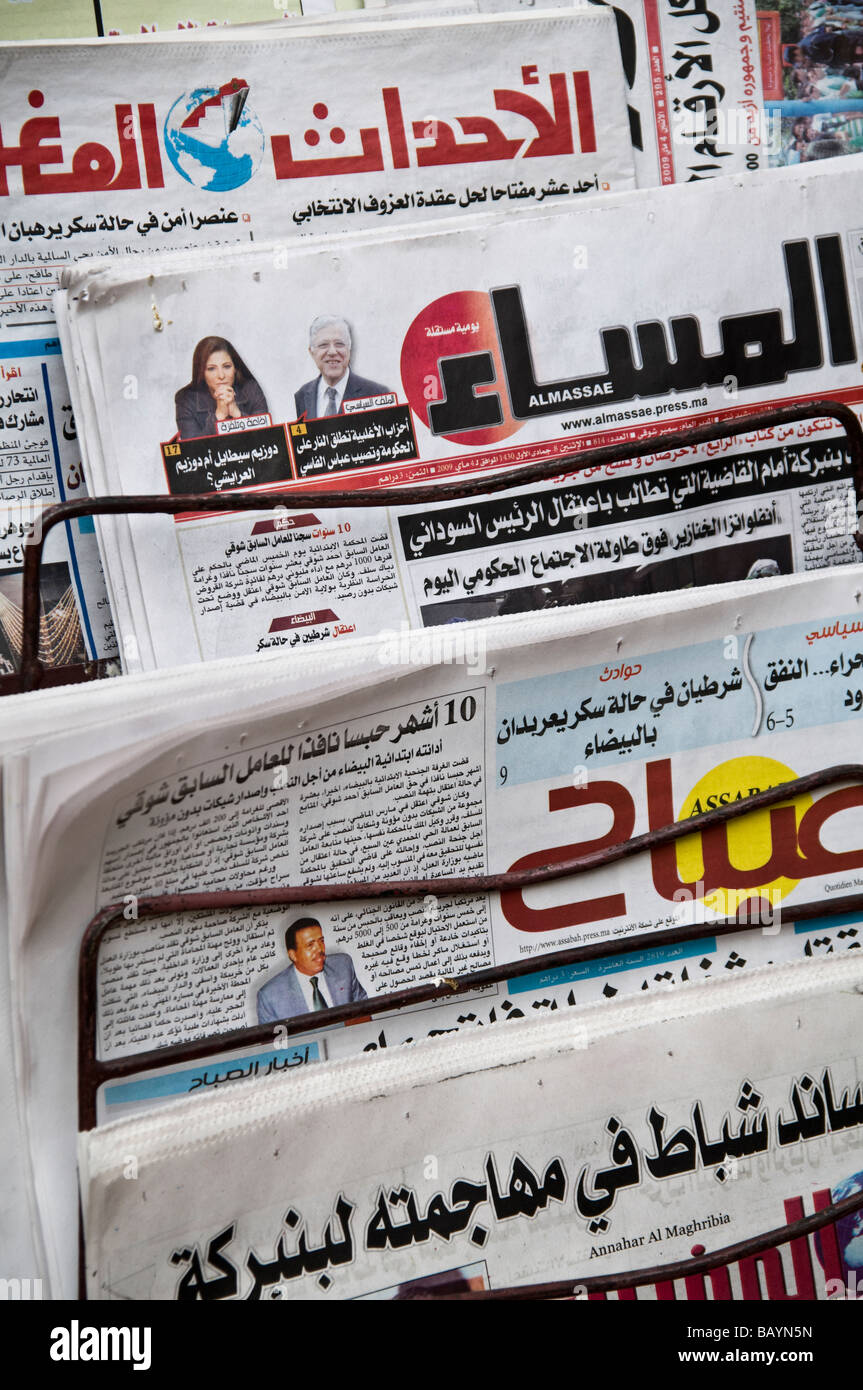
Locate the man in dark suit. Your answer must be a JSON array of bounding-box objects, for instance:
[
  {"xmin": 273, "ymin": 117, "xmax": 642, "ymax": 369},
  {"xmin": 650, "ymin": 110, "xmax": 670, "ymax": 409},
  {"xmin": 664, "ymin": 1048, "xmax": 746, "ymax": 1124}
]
[
  {"xmin": 792, "ymin": 27, "xmax": 863, "ymax": 66},
  {"xmin": 256, "ymin": 916, "xmax": 367, "ymax": 1023},
  {"xmin": 294, "ymin": 314, "xmax": 392, "ymax": 419}
]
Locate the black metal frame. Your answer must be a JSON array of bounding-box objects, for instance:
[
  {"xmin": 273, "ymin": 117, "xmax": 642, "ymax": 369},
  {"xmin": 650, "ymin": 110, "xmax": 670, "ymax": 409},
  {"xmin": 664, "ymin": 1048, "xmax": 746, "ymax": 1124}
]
[{"xmin": 12, "ymin": 399, "xmax": 863, "ymax": 694}]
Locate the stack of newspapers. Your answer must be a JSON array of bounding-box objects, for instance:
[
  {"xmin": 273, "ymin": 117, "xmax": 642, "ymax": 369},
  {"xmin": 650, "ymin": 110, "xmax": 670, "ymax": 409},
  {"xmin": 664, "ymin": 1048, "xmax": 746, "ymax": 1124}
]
[{"xmin": 1, "ymin": 0, "xmax": 863, "ymax": 1304}]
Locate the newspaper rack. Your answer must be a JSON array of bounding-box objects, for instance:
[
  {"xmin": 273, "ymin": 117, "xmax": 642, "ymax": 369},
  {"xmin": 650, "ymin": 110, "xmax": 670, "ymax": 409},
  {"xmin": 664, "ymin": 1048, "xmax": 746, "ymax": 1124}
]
[
  {"xmin": 10, "ymin": 398, "xmax": 863, "ymax": 697},
  {"xmin": 78, "ymin": 772, "xmax": 863, "ymax": 1299},
  {"xmin": 12, "ymin": 398, "xmax": 862, "ymax": 1298}
]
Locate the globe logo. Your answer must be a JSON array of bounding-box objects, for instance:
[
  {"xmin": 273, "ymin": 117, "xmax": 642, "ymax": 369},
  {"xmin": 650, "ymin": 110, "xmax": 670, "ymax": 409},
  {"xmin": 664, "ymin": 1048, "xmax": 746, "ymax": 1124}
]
[{"xmin": 163, "ymin": 78, "xmax": 265, "ymax": 192}]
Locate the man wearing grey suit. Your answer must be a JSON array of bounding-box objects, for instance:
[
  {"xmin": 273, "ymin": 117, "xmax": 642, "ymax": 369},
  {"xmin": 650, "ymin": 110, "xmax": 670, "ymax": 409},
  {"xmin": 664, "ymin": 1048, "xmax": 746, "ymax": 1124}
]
[
  {"xmin": 256, "ymin": 917, "xmax": 367, "ymax": 1024},
  {"xmin": 293, "ymin": 314, "xmax": 391, "ymax": 420}
]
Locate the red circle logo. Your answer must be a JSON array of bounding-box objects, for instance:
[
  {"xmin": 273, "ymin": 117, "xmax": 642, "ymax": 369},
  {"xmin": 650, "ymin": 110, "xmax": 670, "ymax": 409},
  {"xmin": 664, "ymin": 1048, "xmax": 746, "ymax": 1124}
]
[{"xmin": 400, "ymin": 290, "xmax": 522, "ymax": 448}]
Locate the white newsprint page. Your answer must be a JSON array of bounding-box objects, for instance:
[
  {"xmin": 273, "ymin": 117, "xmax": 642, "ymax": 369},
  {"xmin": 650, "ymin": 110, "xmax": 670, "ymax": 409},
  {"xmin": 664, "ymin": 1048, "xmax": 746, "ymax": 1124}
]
[
  {"xmin": 468, "ymin": 0, "xmax": 767, "ymax": 187},
  {"xmin": 0, "ymin": 8, "xmax": 634, "ymax": 669},
  {"xmin": 80, "ymin": 951, "xmax": 863, "ymax": 1300},
  {"xmin": 0, "ymin": 11, "xmax": 635, "ymax": 310},
  {"xmin": 5, "ymin": 564, "xmax": 863, "ymax": 1295},
  {"xmin": 59, "ymin": 154, "xmax": 863, "ymax": 671}
]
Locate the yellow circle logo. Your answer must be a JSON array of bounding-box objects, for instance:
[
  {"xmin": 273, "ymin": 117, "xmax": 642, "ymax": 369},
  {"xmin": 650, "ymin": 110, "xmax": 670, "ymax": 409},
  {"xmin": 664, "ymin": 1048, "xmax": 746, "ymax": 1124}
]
[{"xmin": 676, "ymin": 756, "xmax": 811, "ymax": 916}]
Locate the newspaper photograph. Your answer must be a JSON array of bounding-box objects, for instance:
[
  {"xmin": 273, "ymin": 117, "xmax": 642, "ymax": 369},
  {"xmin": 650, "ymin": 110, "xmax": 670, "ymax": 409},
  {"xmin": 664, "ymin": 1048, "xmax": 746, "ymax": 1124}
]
[
  {"xmin": 478, "ymin": 0, "xmax": 768, "ymax": 185},
  {"xmin": 79, "ymin": 950, "xmax": 863, "ymax": 1299},
  {"xmin": 0, "ymin": 328, "xmax": 116, "ymax": 671},
  {"xmin": 101, "ymin": 3, "xmax": 308, "ymax": 33},
  {"xmin": 0, "ymin": 0, "xmax": 323, "ymax": 41},
  {"xmin": 760, "ymin": 0, "xmax": 863, "ymax": 167},
  {"xmin": 59, "ymin": 154, "xmax": 863, "ymax": 670}
]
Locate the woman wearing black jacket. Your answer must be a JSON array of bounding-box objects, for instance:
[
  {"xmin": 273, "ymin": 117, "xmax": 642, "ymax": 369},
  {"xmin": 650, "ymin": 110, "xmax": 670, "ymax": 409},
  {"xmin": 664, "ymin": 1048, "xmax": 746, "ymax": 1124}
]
[{"xmin": 174, "ymin": 336, "xmax": 269, "ymax": 439}]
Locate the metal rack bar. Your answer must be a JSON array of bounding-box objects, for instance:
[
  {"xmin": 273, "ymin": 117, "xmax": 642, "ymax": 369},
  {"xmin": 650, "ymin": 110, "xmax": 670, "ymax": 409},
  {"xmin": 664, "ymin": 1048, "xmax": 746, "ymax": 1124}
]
[
  {"xmin": 446, "ymin": 1188, "xmax": 863, "ymax": 1299},
  {"xmin": 79, "ymin": 759, "xmax": 863, "ymax": 1128},
  {"xmin": 78, "ymin": 763, "xmax": 863, "ymax": 1298},
  {"xmin": 21, "ymin": 398, "xmax": 863, "ymax": 693}
]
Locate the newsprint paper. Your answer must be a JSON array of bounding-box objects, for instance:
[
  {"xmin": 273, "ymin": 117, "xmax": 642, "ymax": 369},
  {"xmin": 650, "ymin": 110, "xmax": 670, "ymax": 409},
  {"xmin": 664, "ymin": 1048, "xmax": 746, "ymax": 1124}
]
[
  {"xmin": 461, "ymin": 0, "xmax": 768, "ymax": 187},
  {"xmin": 6, "ymin": 563, "xmax": 863, "ymax": 1294},
  {"xmin": 0, "ymin": 11, "xmax": 635, "ymax": 320},
  {"xmin": 79, "ymin": 951, "xmax": 863, "ymax": 1299},
  {"xmin": 0, "ymin": 9, "xmax": 635, "ymax": 669},
  {"xmin": 59, "ymin": 154, "xmax": 863, "ymax": 671}
]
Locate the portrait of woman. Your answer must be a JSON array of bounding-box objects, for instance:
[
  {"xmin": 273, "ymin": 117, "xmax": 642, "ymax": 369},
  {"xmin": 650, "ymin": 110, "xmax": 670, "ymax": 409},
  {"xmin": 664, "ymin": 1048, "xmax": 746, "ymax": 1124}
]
[
  {"xmin": 174, "ymin": 336, "xmax": 269, "ymax": 440},
  {"xmin": 783, "ymin": 115, "xmax": 814, "ymax": 162}
]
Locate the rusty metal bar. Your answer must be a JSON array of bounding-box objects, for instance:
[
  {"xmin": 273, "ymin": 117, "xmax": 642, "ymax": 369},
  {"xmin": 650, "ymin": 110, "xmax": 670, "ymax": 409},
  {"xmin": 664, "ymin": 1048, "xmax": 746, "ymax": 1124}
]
[
  {"xmin": 441, "ymin": 1187, "xmax": 863, "ymax": 1299},
  {"xmin": 79, "ymin": 760, "xmax": 863, "ymax": 1132},
  {"xmin": 0, "ymin": 658, "xmax": 115, "ymax": 700},
  {"xmin": 23, "ymin": 399, "xmax": 863, "ymax": 693},
  {"xmin": 83, "ymin": 896, "xmax": 863, "ymax": 1122}
]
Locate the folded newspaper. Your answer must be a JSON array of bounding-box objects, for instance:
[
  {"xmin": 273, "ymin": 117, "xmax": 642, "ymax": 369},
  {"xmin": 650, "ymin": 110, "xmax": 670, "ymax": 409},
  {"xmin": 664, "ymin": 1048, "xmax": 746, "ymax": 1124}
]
[
  {"xmin": 458, "ymin": 0, "xmax": 771, "ymax": 187},
  {"xmin": 5, "ymin": 564, "xmax": 863, "ymax": 1295},
  {"xmin": 57, "ymin": 154, "xmax": 863, "ymax": 671},
  {"xmin": 0, "ymin": 7, "xmax": 638, "ymax": 672},
  {"xmin": 0, "ymin": 11, "xmax": 635, "ymax": 298},
  {"xmin": 80, "ymin": 950, "xmax": 863, "ymax": 1299}
]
